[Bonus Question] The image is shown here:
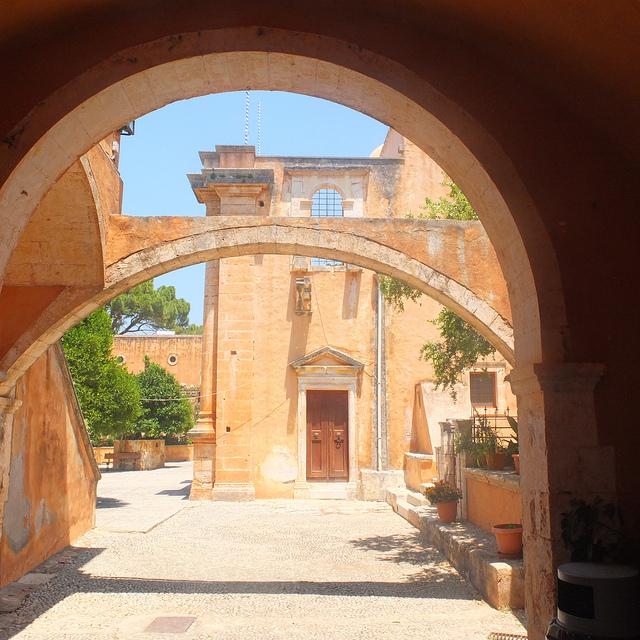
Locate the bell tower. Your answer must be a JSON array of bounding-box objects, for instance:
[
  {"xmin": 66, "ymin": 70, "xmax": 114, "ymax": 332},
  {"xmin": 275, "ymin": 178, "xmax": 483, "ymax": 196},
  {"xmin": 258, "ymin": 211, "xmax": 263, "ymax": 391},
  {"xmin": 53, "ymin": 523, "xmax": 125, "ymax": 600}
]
[{"xmin": 187, "ymin": 145, "xmax": 273, "ymax": 500}]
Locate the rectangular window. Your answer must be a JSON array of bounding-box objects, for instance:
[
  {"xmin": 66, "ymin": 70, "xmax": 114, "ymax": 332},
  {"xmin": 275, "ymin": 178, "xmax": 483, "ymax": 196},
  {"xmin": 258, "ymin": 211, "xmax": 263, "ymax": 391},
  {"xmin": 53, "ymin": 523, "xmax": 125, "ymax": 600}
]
[{"xmin": 469, "ymin": 371, "xmax": 497, "ymax": 407}]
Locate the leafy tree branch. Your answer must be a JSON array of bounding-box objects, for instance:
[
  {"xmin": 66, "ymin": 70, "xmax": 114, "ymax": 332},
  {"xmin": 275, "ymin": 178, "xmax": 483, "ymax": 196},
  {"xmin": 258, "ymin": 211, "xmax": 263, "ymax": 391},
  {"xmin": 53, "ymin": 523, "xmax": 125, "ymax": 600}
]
[
  {"xmin": 107, "ymin": 280, "xmax": 191, "ymax": 335},
  {"xmin": 62, "ymin": 308, "xmax": 142, "ymax": 442},
  {"xmin": 133, "ymin": 356, "xmax": 194, "ymax": 439},
  {"xmin": 420, "ymin": 309, "xmax": 494, "ymax": 399}
]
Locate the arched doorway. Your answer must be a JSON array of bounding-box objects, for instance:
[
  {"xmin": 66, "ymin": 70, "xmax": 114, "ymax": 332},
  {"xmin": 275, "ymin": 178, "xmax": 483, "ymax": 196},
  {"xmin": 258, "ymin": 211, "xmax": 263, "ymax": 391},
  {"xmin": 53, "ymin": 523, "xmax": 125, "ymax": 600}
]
[{"xmin": 0, "ymin": 13, "xmax": 623, "ymax": 636}]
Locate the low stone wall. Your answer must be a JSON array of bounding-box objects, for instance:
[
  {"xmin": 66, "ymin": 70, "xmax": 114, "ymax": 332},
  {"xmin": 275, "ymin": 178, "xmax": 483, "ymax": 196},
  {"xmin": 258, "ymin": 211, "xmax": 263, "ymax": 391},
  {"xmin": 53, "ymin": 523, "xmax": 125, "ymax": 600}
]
[
  {"xmin": 165, "ymin": 444, "xmax": 193, "ymax": 462},
  {"xmin": 113, "ymin": 439, "xmax": 165, "ymax": 470},
  {"xmin": 95, "ymin": 444, "xmax": 192, "ymax": 464},
  {"xmin": 464, "ymin": 468, "xmax": 521, "ymax": 532},
  {"xmin": 403, "ymin": 452, "xmax": 436, "ymax": 492},
  {"xmin": 386, "ymin": 487, "xmax": 524, "ymax": 610},
  {"xmin": 358, "ymin": 469, "xmax": 404, "ymax": 500}
]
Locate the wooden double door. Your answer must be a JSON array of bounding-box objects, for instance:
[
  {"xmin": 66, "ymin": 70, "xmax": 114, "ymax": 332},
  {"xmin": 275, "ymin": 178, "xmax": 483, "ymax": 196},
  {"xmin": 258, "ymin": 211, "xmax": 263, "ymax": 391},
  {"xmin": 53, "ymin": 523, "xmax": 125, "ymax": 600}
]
[{"xmin": 306, "ymin": 390, "xmax": 349, "ymax": 481}]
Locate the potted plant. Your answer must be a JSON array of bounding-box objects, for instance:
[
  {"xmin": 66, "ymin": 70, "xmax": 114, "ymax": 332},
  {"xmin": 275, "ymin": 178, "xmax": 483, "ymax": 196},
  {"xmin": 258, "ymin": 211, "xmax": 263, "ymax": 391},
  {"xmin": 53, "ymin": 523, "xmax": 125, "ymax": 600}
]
[
  {"xmin": 476, "ymin": 419, "xmax": 507, "ymax": 470},
  {"xmin": 560, "ymin": 497, "xmax": 624, "ymax": 563},
  {"xmin": 493, "ymin": 523, "xmax": 523, "ymax": 556},
  {"xmin": 506, "ymin": 415, "xmax": 520, "ymax": 474},
  {"xmin": 453, "ymin": 427, "xmax": 482, "ymax": 468},
  {"xmin": 423, "ymin": 480, "xmax": 463, "ymax": 523}
]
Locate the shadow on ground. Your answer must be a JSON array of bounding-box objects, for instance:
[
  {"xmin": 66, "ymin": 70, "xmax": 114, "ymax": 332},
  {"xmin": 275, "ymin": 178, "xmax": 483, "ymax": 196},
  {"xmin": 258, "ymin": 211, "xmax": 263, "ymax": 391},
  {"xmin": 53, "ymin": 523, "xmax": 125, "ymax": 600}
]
[
  {"xmin": 156, "ymin": 482, "xmax": 191, "ymax": 499},
  {"xmin": 0, "ymin": 546, "xmax": 105, "ymax": 640},
  {"xmin": 0, "ymin": 532, "xmax": 482, "ymax": 640},
  {"xmin": 350, "ymin": 532, "xmax": 473, "ymax": 587},
  {"xmin": 96, "ymin": 496, "xmax": 129, "ymax": 509}
]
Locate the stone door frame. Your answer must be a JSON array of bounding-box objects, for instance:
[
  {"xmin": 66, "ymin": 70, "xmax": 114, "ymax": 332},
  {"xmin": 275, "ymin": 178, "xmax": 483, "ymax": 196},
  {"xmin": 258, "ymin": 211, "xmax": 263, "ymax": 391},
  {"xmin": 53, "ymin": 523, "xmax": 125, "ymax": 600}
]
[{"xmin": 293, "ymin": 374, "xmax": 359, "ymax": 498}]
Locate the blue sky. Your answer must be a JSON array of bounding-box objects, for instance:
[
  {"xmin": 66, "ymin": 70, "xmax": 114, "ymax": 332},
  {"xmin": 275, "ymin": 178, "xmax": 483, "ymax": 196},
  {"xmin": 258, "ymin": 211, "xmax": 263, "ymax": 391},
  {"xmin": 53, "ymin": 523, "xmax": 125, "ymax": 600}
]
[{"xmin": 120, "ymin": 91, "xmax": 387, "ymax": 325}]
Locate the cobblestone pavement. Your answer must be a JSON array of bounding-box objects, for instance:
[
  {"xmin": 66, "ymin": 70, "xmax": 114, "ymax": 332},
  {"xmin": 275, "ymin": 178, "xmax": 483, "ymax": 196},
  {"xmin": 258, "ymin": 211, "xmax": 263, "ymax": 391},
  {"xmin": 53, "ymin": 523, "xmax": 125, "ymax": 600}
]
[{"xmin": 0, "ymin": 463, "xmax": 525, "ymax": 640}]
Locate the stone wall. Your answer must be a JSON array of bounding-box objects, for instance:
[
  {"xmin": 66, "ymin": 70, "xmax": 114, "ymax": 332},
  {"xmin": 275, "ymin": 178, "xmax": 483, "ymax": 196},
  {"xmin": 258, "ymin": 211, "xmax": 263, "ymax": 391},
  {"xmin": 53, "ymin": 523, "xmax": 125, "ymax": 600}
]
[
  {"xmin": 0, "ymin": 344, "xmax": 99, "ymax": 587},
  {"xmin": 166, "ymin": 444, "xmax": 193, "ymax": 462},
  {"xmin": 113, "ymin": 335, "xmax": 202, "ymax": 387}
]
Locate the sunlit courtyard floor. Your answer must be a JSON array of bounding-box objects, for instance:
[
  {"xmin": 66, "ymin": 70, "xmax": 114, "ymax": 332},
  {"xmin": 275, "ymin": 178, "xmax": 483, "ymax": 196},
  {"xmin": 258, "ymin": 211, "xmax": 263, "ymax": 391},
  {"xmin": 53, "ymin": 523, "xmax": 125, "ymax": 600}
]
[{"xmin": 1, "ymin": 463, "xmax": 525, "ymax": 639}]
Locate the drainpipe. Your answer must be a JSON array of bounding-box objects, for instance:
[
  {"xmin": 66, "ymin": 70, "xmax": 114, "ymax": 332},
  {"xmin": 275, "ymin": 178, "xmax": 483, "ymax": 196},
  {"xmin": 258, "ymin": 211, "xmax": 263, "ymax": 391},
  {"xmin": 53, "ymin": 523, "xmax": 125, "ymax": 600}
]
[{"xmin": 375, "ymin": 280, "xmax": 384, "ymax": 472}]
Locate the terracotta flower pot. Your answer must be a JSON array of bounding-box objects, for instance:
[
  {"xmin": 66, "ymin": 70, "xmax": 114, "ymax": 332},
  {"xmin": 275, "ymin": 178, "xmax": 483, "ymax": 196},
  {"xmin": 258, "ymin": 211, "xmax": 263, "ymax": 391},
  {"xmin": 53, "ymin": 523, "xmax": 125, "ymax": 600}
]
[
  {"xmin": 512, "ymin": 453, "xmax": 520, "ymax": 474},
  {"xmin": 464, "ymin": 452, "xmax": 479, "ymax": 468},
  {"xmin": 493, "ymin": 523, "xmax": 523, "ymax": 556},
  {"xmin": 435, "ymin": 501, "xmax": 458, "ymax": 523},
  {"xmin": 484, "ymin": 451, "xmax": 507, "ymax": 470}
]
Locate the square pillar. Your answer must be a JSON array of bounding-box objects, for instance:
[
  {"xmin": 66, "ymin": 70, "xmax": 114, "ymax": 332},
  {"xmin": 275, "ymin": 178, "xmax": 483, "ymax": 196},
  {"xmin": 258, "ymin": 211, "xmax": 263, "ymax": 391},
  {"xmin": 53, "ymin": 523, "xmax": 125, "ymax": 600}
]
[{"xmin": 509, "ymin": 363, "xmax": 611, "ymax": 640}]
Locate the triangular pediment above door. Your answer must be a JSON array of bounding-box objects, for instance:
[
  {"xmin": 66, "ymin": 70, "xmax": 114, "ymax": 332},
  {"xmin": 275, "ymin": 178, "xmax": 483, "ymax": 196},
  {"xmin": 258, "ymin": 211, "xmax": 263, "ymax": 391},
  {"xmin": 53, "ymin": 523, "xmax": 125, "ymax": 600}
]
[{"xmin": 290, "ymin": 346, "xmax": 364, "ymax": 373}]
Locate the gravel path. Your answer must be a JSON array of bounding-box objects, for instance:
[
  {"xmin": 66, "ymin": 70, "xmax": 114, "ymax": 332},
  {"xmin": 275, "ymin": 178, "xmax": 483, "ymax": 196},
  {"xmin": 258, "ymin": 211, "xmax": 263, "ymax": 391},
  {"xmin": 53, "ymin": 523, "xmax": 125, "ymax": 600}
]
[{"xmin": 1, "ymin": 464, "xmax": 525, "ymax": 639}]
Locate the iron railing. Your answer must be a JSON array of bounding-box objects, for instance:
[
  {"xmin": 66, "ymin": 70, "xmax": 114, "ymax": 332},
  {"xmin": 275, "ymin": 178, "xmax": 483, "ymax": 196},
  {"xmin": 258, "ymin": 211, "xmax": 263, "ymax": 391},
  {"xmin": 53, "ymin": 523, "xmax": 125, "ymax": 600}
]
[{"xmin": 471, "ymin": 408, "xmax": 518, "ymax": 451}]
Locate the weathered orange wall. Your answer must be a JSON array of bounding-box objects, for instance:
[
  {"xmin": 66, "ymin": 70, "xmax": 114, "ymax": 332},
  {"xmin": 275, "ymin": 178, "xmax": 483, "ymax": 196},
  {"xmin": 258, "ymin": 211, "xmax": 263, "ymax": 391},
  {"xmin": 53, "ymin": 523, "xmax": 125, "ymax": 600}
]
[
  {"xmin": 0, "ymin": 285, "xmax": 63, "ymax": 357},
  {"xmin": 113, "ymin": 335, "xmax": 202, "ymax": 386},
  {"xmin": 0, "ymin": 344, "xmax": 99, "ymax": 587},
  {"xmin": 385, "ymin": 295, "xmax": 442, "ymax": 467},
  {"xmin": 464, "ymin": 470, "xmax": 522, "ymax": 533}
]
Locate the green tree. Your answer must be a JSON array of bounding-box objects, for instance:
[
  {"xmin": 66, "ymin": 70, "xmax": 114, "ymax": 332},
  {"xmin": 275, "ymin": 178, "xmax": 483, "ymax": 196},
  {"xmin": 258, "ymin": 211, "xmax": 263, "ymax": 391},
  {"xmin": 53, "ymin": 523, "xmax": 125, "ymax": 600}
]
[
  {"xmin": 106, "ymin": 280, "xmax": 191, "ymax": 335},
  {"xmin": 379, "ymin": 178, "xmax": 494, "ymax": 396},
  {"xmin": 420, "ymin": 309, "xmax": 495, "ymax": 399},
  {"xmin": 62, "ymin": 308, "xmax": 142, "ymax": 441},
  {"xmin": 378, "ymin": 278, "xmax": 421, "ymax": 312},
  {"xmin": 175, "ymin": 323, "xmax": 203, "ymax": 335},
  {"xmin": 422, "ymin": 179, "xmax": 478, "ymax": 221},
  {"xmin": 135, "ymin": 356, "xmax": 194, "ymax": 438}
]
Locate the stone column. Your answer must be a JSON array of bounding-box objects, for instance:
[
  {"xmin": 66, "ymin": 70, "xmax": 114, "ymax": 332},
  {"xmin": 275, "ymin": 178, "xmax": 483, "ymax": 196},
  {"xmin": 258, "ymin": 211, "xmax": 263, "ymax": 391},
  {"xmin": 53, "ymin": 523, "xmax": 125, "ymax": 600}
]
[
  {"xmin": 188, "ymin": 259, "xmax": 220, "ymax": 500},
  {"xmin": 509, "ymin": 363, "xmax": 611, "ymax": 640},
  {"xmin": 0, "ymin": 395, "xmax": 22, "ymax": 532},
  {"xmin": 210, "ymin": 255, "xmax": 256, "ymax": 502}
]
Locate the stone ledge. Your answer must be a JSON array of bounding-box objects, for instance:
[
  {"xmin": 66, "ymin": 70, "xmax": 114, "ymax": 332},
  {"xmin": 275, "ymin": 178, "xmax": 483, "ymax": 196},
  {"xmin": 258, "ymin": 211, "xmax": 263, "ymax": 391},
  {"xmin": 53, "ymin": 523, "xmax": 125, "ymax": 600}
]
[
  {"xmin": 464, "ymin": 468, "xmax": 521, "ymax": 493},
  {"xmin": 404, "ymin": 452, "xmax": 435, "ymax": 461},
  {"xmin": 386, "ymin": 487, "xmax": 524, "ymax": 610},
  {"xmin": 406, "ymin": 492, "xmax": 428, "ymax": 507}
]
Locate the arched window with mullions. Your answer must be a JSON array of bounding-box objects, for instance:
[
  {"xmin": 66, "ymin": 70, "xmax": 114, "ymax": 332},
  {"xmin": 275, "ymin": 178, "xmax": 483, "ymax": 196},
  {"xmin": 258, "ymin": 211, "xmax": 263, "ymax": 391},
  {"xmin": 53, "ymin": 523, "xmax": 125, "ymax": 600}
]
[{"xmin": 311, "ymin": 187, "xmax": 343, "ymax": 266}]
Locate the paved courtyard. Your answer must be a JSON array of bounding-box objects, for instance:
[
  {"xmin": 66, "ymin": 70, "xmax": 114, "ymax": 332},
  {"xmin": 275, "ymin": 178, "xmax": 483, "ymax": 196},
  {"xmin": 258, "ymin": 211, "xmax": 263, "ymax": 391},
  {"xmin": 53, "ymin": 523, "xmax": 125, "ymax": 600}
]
[{"xmin": 1, "ymin": 463, "xmax": 525, "ymax": 639}]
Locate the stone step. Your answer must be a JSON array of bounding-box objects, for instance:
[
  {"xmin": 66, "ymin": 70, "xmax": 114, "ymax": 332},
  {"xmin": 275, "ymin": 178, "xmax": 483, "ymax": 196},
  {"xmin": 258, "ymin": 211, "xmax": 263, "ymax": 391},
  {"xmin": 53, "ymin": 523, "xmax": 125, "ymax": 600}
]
[
  {"xmin": 385, "ymin": 487, "xmax": 524, "ymax": 611},
  {"xmin": 406, "ymin": 491, "xmax": 427, "ymax": 507}
]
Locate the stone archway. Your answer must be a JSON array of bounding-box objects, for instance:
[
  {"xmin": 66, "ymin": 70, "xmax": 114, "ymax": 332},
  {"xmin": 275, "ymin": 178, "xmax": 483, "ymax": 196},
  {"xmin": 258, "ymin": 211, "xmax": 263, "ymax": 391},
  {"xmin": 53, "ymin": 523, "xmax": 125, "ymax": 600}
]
[
  {"xmin": 0, "ymin": 218, "xmax": 515, "ymax": 393},
  {"xmin": 0, "ymin": 14, "xmax": 617, "ymax": 638},
  {"xmin": 0, "ymin": 41, "xmax": 563, "ymax": 639},
  {"xmin": 0, "ymin": 40, "xmax": 565, "ymax": 367}
]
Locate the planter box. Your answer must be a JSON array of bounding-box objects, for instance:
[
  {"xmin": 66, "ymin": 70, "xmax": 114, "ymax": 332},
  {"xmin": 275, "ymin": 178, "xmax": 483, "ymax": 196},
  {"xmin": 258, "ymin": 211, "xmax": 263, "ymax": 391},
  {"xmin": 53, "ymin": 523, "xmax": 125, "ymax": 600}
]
[{"xmin": 113, "ymin": 439, "xmax": 165, "ymax": 470}]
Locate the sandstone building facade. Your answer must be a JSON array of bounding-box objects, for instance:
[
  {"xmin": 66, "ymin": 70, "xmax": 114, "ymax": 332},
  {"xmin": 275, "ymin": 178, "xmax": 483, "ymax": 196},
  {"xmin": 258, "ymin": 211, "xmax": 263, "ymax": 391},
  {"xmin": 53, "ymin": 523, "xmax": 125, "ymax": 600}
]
[{"xmin": 114, "ymin": 129, "xmax": 516, "ymax": 500}]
